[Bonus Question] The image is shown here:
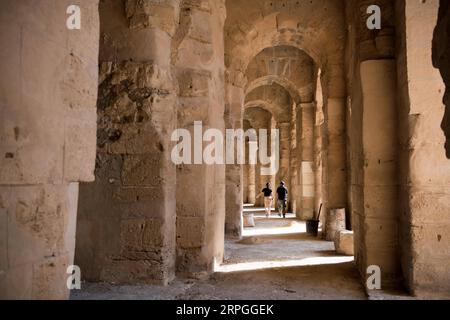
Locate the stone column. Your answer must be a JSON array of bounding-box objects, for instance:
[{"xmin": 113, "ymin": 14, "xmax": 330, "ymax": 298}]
[
  {"xmin": 258, "ymin": 127, "xmax": 273, "ymax": 206},
  {"xmin": 75, "ymin": 0, "xmax": 180, "ymax": 285},
  {"xmin": 360, "ymin": 59, "xmax": 399, "ymax": 287},
  {"xmin": 247, "ymin": 154, "xmax": 257, "ymax": 204},
  {"xmin": 300, "ymin": 103, "xmax": 316, "ymax": 220},
  {"xmin": 280, "ymin": 122, "xmax": 292, "ymax": 185},
  {"xmin": 290, "ymin": 102, "xmax": 300, "ymax": 215},
  {"xmin": 242, "ymin": 164, "xmax": 248, "ymax": 204},
  {"xmin": 225, "ymin": 83, "xmax": 244, "ymax": 238},
  {"xmin": 252, "ymin": 119, "xmax": 270, "ymax": 207},
  {"xmin": 346, "ymin": 0, "xmax": 400, "ymax": 289},
  {"xmin": 0, "ymin": 1, "xmax": 99, "ymax": 299},
  {"xmin": 399, "ymin": 0, "xmax": 450, "ymax": 297},
  {"xmin": 225, "ymin": 163, "xmax": 243, "ymax": 237},
  {"xmin": 173, "ymin": 0, "xmax": 227, "ymax": 276},
  {"xmin": 270, "ymin": 117, "xmax": 278, "ymax": 194},
  {"xmin": 325, "ymin": 99, "xmax": 347, "ymax": 212},
  {"xmin": 247, "ymin": 138, "xmax": 258, "ymax": 205},
  {"xmin": 277, "ymin": 122, "xmax": 291, "ymax": 204},
  {"xmin": 312, "ymin": 72, "xmax": 325, "ymax": 224},
  {"xmin": 254, "ymin": 156, "xmax": 263, "ymax": 207},
  {"xmin": 314, "ymin": 103, "xmax": 325, "ymax": 224}
]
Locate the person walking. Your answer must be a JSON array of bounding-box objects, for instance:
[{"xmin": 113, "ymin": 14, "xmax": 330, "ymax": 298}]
[
  {"xmin": 276, "ymin": 181, "xmax": 289, "ymax": 218},
  {"xmin": 261, "ymin": 183, "xmax": 273, "ymax": 218},
  {"xmin": 256, "ymin": 183, "xmax": 273, "ymax": 218}
]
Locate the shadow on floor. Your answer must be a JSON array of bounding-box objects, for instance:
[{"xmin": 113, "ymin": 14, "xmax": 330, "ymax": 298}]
[{"xmin": 71, "ymin": 208, "xmax": 367, "ymax": 300}]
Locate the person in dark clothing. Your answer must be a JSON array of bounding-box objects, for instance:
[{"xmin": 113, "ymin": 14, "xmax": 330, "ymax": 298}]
[
  {"xmin": 258, "ymin": 183, "xmax": 273, "ymax": 218},
  {"xmin": 276, "ymin": 181, "xmax": 289, "ymax": 218}
]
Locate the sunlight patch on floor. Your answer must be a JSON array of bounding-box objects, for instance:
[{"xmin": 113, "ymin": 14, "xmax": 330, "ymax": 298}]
[
  {"xmin": 242, "ymin": 220, "xmax": 306, "ymax": 236},
  {"xmin": 243, "ymin": 207, "xmax": 272, "ymax": 212},
  {"xmin": 215, "ymin": 256, "xmax": 355, "ymax": 273}
]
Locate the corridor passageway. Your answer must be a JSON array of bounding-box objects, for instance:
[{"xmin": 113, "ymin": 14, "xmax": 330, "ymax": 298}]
[
  {"xmin": 72, "ymin": 206, "xmax": 365, "ymax": 300},
  {"xmin": 1, "ymin": 0, "xmax": 450, "ymax": 300}
]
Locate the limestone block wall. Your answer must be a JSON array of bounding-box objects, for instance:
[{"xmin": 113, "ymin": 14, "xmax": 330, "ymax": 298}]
[
  {"xmin": 397, "ymin": 0, "xmax": 450, "ymax": 298},
  {"xmin": 0, "ymin": 0, "xmax": 99, "ymax": 299},
  {"xmin": 172, "ymin": 0, "xmax": 226, "ymax": 276},
  {"xmin": 75, "ymin": 0, "xmax": 178, "ymax": 285}
]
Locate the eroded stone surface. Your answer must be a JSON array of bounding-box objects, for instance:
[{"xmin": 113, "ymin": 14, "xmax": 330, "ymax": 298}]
[
  {"xmin": 335, "ymin": 230, "xmax": 354, "ymax": 256},
  {"xmin": 1, "ymin": 0, "xmax": 450, "ymax": 300}
]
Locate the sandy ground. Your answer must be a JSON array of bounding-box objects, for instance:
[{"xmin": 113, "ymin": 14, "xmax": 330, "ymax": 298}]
[{"xmin": 71, "ymin": 208, "xmax": 368, "ymax": 300}]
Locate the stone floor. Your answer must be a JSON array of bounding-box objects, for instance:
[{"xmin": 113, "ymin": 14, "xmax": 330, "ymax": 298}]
[{"xmin": 71, "ymin": 207, "xmax": 368, "ymax": 300}]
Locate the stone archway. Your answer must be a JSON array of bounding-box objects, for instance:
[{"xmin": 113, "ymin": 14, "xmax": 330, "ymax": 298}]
[{"xmin": 224, "ymin": 0, "xmax": 348, "ymax": 241}]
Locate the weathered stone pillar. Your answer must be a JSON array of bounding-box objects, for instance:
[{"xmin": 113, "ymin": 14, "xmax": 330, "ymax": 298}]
[
  {"xmin": 225, "ymin": 163, "xmax": 242, "ymax": 237},
  {"xmin": 247, "ymin": 165, "xmax": 257, "ymax": 204},
  {"xmin": 325, "ymin": 99, "xmax": 347, "ymax": 212},
  {"xmin": 247, "ymin": 141, "xmax": 258, "ymax": 204},
  {"xmin": 398, "ymin": 0, "xmax": 450, "ymax": 297},
  {"xmin": 314, "ymin": 75, "xmax": 325, "ymax": 223},
  {"xmin": 242, "ymin": 122, "xmax": 252, "ymax": 204},
  {"xmin": 360, "ymin": 59, "xmax": 399, "ymax": 287},
  {"xmin": 290, "ymin": 102, "xmax": 300, "ymax": 215},
  {"xmin": 314, "ymin": 118, "xmax": 325, "ymax": 223},
  {"xmin": 251, "ymin": 117, "xmax": 270, "ymax": 207},
  {"xmin": 277, "ymin": 122, "xmax": 291, "ymax": 196},
  {"xmin": 76, "ymin": 0, "xmax": 179, "ymax": 285},
  {"xmin": 242, "ymin": 163, "xmax": 249, "ymax": 204},
  {"xmin": 0, "ymin": 1, "xmax": 99, "ymax": 299},
  {"xmin": 300, "ymin": 103, "xmax": 316, "ymax": 220},
  {"xmin": 269, "ymin": 117, "xmax": 277, "ymax": 202},
  {"xmin": 345, "ymin": 0, "xmax": 400, "ymax": 290},
  {"xmin": 173, "ymin": 0, "xmax": 226, "ymax": 276},
  {"xmin": 254, "ymin": 156, "xmax": 263, "ymax": 207},
  {"xmin": 225, "ymin": 83, "xmax": 244, "ymax": 238},
  {"xmin": 258, "ymin": 127, "xmax": 273, "ymax": 206}
]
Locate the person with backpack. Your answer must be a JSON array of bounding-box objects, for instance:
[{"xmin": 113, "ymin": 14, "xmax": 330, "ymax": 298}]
[{"xmin": 276, "ymin": 181, "xmax": 289, "ymax": 218}]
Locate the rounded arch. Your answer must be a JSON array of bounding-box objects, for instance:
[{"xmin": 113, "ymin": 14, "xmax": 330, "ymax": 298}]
[
  {"xmin": 244, "ymin": 83, "xmax": 292, "ymax": 123},
  {"xmin": 244, "ymin": 45, "xmax": 317, "ymax": 103},
  {"xmin": 245, "ymin": 76, "xmax": 302, "ymax": 103},
  {"xmin": 244, "ymin": 100, "xmax": 276, "ymax": 117},
  {"xmin": 225, "ymin": 0, "xmax": 346, "ymax": 97},
  {"xmin": 244, "ymin": 106, "xmax": 273, "ymax": 130}
]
